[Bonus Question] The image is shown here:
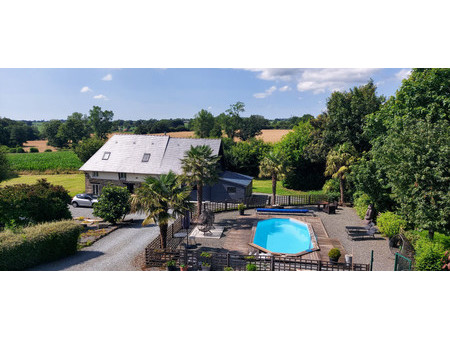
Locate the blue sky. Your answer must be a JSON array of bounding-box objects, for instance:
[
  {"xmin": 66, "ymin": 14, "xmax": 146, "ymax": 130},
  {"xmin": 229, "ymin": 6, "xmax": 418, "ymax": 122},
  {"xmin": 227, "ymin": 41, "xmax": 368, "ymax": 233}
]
[{"xmin": 0, "ymin": 68, "xmax": 411, "ymax": 121}]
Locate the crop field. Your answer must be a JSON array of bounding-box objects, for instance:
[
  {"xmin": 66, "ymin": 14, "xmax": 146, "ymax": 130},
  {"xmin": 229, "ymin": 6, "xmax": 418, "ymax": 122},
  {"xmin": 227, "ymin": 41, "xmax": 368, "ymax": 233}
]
[
  {"xmin": 6, "ymin": 151, "xmax": 83, "ymax": 173},
  {"xmin": 0, "ymin": 174, "xmax": 85, "ymax": 196},
  {"xmin": 146, "ymin": 129, "xmax": 292, "ymax": 143}
]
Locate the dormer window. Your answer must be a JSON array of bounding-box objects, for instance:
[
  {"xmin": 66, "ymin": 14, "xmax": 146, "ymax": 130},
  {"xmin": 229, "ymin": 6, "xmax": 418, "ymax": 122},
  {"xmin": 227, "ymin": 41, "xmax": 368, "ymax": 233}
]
[
  {"xmin": 142, "ymin": 153, "xmax": 151, "ymax": 162},
  {"xmin": 102, "ymin": 152, "xmax": 111, "ymax": 160}
]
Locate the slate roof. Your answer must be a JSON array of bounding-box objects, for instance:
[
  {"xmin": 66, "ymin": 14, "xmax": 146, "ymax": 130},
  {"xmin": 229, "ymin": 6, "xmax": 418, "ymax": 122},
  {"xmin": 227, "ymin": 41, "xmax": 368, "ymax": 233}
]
[
  {"xmin": 79, "ymin": 134, "xmax": 222, "ymax": 175},
  {"xmin": 219, "ymin": 171, "xmax": 253, "ymax": 187}
]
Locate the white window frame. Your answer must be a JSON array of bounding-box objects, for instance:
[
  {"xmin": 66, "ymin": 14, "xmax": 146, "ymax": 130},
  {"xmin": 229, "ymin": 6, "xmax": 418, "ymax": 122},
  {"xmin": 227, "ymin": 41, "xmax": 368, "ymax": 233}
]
[
  {"xmin": 92, "ymin": 184, "xmax": 100, "ymax": 195},
  {"xmin": 92, "ymin": 171, "xmax": 99, "ymax": 177},
  {"xmin": 118, "ymin": 172, "xmax": 127, "ymax": 180},
  {"xmin": 102, "ymin": 152, "xmax": 111, "ymax": 160}
]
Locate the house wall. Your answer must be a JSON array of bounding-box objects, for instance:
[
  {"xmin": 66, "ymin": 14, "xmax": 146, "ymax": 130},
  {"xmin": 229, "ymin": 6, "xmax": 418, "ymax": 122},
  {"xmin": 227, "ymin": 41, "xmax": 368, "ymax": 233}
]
[
  {"xmin": 189, "ymin": 181, "xmax": 247, "ymax": 202},
  {"xmin": 84, "ymin": 171, "xmax": 155, "ymax": 194}
]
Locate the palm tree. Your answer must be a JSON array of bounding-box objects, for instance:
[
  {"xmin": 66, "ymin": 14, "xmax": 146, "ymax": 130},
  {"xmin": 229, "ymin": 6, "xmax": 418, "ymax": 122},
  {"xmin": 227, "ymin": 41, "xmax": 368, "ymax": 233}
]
[
  {"xmin": 259, "ymin": 151, "xmax": 285, "ymax": 206},
  {"xmin": 181, "ymin": 145, "xmax": 221, "ymax": 216},
  {"xmin": 130, "ymin": 171, "xmax": 192, "ymax": 249},
  {"xmin": 324, "ymin": 143, "xmax": 356, "ymax": 205}
]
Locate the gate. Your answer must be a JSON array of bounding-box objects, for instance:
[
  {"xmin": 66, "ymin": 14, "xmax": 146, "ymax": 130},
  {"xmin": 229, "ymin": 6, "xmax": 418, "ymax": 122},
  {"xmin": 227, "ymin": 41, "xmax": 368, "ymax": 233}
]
[{"xmin": 394, "ymin": 252, "xmax": 412, "ymax": 271}]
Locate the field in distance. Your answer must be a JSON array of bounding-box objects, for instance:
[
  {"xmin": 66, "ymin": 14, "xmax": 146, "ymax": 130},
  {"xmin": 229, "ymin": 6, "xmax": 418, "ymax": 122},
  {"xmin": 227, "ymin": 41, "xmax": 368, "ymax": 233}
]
[
  {"xmin": 0, "ymin": 173, "xmax": 85, "ymax": 197},
  {"xmin": 140, "ymin": 129, "xmax": 292, "ymax": 143},
  {"xmin": 6, "ymin": 151, "xmax": 83, "ymax": 173}
]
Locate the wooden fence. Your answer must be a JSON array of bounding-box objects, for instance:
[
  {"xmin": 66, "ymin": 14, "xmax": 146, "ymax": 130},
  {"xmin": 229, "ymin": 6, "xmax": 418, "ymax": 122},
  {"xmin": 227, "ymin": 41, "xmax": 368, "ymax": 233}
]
[{"xmin": 145, "ymin": 249, "xmax": 370, "ymax": 271}]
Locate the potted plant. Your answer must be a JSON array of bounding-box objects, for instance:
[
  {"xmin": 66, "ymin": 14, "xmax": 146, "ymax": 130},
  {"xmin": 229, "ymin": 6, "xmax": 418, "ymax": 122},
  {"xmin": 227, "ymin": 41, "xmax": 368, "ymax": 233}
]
[
  {"xmin": 166, "ymin": 260, "xmax": 177, "ymax": 271},
  {"xmin": 180, "ymin": 264, "xmax": 188, "ymax": 271},
  {"xmin": 328, "ymin": 248, "xmax": 341, "ymax": 263},
  {"xmin": 201, "ymin": 262, "xmax": 211, "ymax": 271},
  {"xmin": 246, "ymin": 263, "xmax": 257, "ymax": 271},
  {"xmin": 224, "ymin": 266, "xmax": 234, "ymax": 271},
  {"xmin": 200, "ymin": 251, "xmax": 212, "ymax": 259},
  {"xmin": 238, "ymin": 203, "xmax": 246, "ymax": 215}
]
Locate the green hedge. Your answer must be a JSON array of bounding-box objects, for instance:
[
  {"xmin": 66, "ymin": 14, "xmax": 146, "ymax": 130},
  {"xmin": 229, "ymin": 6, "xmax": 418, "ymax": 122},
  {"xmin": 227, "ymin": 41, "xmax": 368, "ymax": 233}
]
[
  {"xmin": 353, "ymin": 192, "xmax": 371, "ymax": 219},
  {"xmin": 414, "ymin": 238, "xmax": 446, "ymax": 271},
  {"xmin": 377, "ymin": 211, "xmax": 406, "ymax": 238},
  {"xmin": 0, "ymin": 220, "xmax": 82, "ymax": 270}
]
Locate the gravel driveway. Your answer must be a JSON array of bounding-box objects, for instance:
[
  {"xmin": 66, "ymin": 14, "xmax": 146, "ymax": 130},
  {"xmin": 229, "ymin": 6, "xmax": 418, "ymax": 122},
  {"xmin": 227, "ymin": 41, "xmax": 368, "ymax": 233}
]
[{"xmin": 30, "ymin": 207, "xmax": 160, "ymax": 271}]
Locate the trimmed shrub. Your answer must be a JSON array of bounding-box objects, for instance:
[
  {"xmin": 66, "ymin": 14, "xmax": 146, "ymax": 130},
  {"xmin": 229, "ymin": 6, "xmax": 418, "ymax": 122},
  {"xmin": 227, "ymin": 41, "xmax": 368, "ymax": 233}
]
[
  {"xmin": 0, "ymin": 220, "xmax": 83, "ymax": 270},
  {"xmin": 353, "ymin": 192, "xmax": 371, "ymax": 219},
  {"xmin": 16, "ymin": 147, "xmax": 25, "ymax": 153},
  {"xmin": 93, "ymin": 185, "xmax": 131, "ymax": 224},
  {"xmin": 29, "ymin": 147, "xmax": 39, "ymax": 153},
  {"xmin": 44, "ymin": 149, "xmax": 52, "ymax": 152},
  {"xmin": 0, "ymin": 179, "xmax": 72, "ymax": 228},
  {"xmin": 414, "ymin": 238, "xmax": 446, "ymax": 271},
  {"xmin": 328, "ymin": 248, "xmax": 341, "ymax": 260},
  {"xmin": 377, "ymin": 211, "xmax": 406, "ymax": 238}
]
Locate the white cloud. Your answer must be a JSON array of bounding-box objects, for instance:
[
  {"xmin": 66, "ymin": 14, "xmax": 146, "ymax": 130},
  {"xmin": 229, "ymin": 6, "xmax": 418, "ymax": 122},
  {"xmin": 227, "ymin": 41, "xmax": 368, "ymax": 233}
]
[
  {"xmin": 279, "ymin": 85, "xmax": 291, "ymax": 92},
  {"xmin": 253, "ymin": 86, "xmax": 277, "ymax": 99},
  {"xmin": 395, "ymin": 68, "xmax": 412, "ymax": 80},
  {"xmin": 80, "ymin": 86, "xmax": 92, "ymax": 93},
  {"xmin": 247, "ymin": 68, "xmax": 379, "ymax": 94},
  {"xmin": 102, "ymin": 74, "xmax": 112, "ymax": 81},
  {"xmin": 296, "ymin": 68, "xmax": 377, "ymax": 93},
  {"xmin": 93, "ymin": 94, "xmax": 108, "ymax": 100}
]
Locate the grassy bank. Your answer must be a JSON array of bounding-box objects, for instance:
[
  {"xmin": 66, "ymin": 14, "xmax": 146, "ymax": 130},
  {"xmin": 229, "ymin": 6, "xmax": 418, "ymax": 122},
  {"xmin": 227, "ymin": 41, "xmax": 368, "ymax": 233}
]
[
  {"xmin": 252, "ymin": 179, "xmax": 323, "ymax": 196},
  {"xmin": 6, "ymin": 151, "xmax": 83, "ymax": 173},
  {"xmin": 0, "ymin": 174, "xmax": 85, "ymax": 197}
]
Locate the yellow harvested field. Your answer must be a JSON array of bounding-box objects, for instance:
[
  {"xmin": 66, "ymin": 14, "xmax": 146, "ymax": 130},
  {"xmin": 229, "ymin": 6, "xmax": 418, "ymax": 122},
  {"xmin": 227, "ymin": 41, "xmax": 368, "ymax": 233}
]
[
  {"xmin": 23, "ymin": 140, "xmax": 57, "ymax": 152},
  {"xmin": 143, "ymin": 129, "xmax": 292, "ymax": 143}
]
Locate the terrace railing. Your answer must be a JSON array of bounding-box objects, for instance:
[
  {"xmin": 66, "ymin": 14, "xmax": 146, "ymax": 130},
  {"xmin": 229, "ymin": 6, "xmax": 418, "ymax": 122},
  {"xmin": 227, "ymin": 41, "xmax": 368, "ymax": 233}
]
[
  {"xmin": 202, "ymin": 193, "xmax": 329, "ymax": 213},
  {"xmin": 145, "ymin": 248, "xmax": 370, "ymax": 271}
]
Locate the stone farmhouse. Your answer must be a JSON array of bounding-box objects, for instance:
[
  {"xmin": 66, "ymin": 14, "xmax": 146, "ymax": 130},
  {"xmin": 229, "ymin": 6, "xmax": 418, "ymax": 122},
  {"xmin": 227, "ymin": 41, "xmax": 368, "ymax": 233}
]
[{"xmin": 79, "ymin": 134, "xmax": 253, "ymax": 202}]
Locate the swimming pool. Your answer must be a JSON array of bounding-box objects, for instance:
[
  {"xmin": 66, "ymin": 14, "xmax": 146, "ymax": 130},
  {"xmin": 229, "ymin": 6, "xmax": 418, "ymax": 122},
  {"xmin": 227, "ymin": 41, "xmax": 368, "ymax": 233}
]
[{"xmin": 252, "ymin": 218, "xmax": 317, "ymax": 255}]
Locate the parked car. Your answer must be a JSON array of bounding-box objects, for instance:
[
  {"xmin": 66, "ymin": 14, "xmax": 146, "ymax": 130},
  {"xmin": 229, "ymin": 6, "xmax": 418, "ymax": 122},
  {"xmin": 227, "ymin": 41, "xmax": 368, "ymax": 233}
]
[{"xmin": 71, "ymin": 194, "xmax": 98, "ymax": 208}]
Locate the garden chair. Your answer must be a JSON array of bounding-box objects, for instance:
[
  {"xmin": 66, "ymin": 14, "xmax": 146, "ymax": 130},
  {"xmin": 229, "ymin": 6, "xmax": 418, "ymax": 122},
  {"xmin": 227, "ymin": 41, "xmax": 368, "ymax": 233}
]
[
  {"xmin": 324, "ymin": 201, "xmax": 338, "ymax": 214},
  {"xmin": 347, "ymin": 227, "xmax": 377, "ymax": 240}
]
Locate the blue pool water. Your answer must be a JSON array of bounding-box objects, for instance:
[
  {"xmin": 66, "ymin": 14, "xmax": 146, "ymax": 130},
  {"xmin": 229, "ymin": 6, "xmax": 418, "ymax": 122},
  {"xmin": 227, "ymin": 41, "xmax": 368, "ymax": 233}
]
[{"xmin": 253, "ymin": 218, "xmax": 312, "ymax": 254}]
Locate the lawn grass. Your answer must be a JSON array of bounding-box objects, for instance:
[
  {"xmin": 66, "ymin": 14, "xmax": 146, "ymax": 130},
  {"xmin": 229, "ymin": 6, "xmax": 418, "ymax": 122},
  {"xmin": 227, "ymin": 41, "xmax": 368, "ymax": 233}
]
[
  {"xmin": 252, "ymin": 179, "xmax": 323, "ymax": 196},
  {"xmin": 0, "ymin": 174, "xmax": 85, "ymax": 197},
  {"xmin": 6, "ymin": 151, "xmax": 83, "ymax": 173}
]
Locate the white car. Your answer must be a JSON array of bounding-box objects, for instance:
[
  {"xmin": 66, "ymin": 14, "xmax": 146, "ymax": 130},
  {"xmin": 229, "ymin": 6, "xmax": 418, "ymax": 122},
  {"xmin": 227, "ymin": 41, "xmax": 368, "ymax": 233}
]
[{"xmin": 71, "ymin": 193, "xmax": 98, "ymax": 208}]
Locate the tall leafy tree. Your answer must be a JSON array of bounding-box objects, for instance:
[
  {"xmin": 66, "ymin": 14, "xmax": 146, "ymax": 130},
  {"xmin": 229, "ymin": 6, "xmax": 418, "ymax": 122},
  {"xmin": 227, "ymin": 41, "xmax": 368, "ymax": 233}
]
[
  {"xmin": 366, "ymin": 68, "xmax": 450, "ymax": 238},
  {"xmin": 324, "ymin": 80, "xmax": 384, "ymax": 154},
  {"xmin": 130, "ymin": 171, "xmax": 192, "ymax": 248},
  {"xmin": 58, "ymin": 112, "xmax": 90, "ymax": 145},
  {"xmin": 259, "ymin": 151, "xmax": 285, "ymax": 205},
  {"xmin": 88, "ymin": 106, "xmax": 114, "ymax": 139},
  {"xmin": 73, "ymin": 137, "xmax": 106, "ymax": 162},
  {"xmin": 218, "ymin": 101, "xmax": 244, "ymax": 139},
  {"xmin": 237, "ymin": 115, "xmax": 269, "ymax": 141},
  {"xmin": 324, "ymin": 143, "xmax": 356, "ymax": 205},
  {"xmin": 181, "ymin": 145, "xmax": 221, "ymax": 215},
  {"xmin": 42, "ymin": 119, "xmax": 68, "ymax": 148},
  {"xmin": 191, "ymin": 109, "xmax": 217, "ymax": 138}
]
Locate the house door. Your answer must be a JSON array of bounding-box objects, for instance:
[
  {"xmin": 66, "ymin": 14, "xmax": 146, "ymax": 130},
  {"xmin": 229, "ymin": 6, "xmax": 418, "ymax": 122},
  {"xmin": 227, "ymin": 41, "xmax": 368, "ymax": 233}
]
[{"xmin": 126, "ymin": 183, "xmax": 135, "ymax": 193}]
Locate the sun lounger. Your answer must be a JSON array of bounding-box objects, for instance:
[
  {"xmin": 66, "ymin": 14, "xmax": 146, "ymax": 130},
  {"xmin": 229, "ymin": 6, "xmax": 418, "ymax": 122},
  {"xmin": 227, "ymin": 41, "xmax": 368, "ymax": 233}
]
[
  {"xmin": 348, "ymin": 227, "xmax": 377, "ymax": 240},
  {"xmin": 345, "ymin": 222, "xmax": 375, "ymax": 233}
]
